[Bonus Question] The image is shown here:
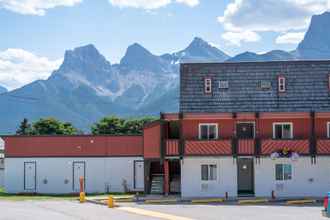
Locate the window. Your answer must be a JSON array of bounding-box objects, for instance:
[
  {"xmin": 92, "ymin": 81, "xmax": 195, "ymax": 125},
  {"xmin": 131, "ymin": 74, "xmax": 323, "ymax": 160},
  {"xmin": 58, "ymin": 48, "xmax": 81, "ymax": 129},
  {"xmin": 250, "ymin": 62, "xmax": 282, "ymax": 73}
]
[
  {"xmin": 327, "ymin": 122, "xmax": 330, "ymax": 139},
  {"xmin": 275, "ymin": 164, "xmax": 292, "ymax": 181},
  {"xmin": 201, "ymin": 164, "xmax": 217, "ymax": 181},
  {"xmin": 273, "ymin": 123, "xmax": 293, "ymax": 139},
  {"xmin": 204, "ymin": 78, "xmax": 212, "ymax": 94},
  {"xmin": 219, "ymin": 80, "xmax": 229, "ymax": 89},
  {"xmin": 199, "ymin": 123, "xmax": 218, "ymax": 140},
  {"xmin": 260, "ymin": 80, "xmax": 271, "ymax": 90},
  {"xmin": 328, "ymin": 75, "xmax": 330, "ymax": 91},
  {"xmin": 278, "ymin": 76, "xmax": 286, "ymax": 92}
]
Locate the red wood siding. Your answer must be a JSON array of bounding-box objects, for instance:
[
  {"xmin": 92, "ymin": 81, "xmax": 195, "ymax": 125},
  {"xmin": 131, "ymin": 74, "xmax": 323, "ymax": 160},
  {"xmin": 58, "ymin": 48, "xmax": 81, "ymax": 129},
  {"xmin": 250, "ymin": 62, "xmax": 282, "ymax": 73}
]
[
  {"xmin": 258, "ymin": 118, "xmax": 310, "ymax": 139},
  {"xmin": 238, "ymin": 139, "xmax": 255, "ymax": 155},
  {"xmin": 317, "ymin": 140, "xmax": 330, "ymax": 154},
  {"xmin": 182, "ymin": 119, "xmax": 234, "ymax": 140},
  {"xmin": 166, "ymin": 139, "xmax": 179, "ymax": 156},
  {"xmin": 315, "ymin": 118, "xmax": 330, "ymax": 138},
  {"xmin": 143, "ymin": 123, "xmax": 161, "ymax": 158},
  {"xmin": 4, "ymin": 136, "xmax": 143, "ymax": 157},
  {"xmin": 185, "ymin": 140, "xmax": 232, "ymax": 155},
  {"xmin": 261, "ymin": 139, "xmax": 309, "ymax": 155},
  {"xmin": 182, "ymin": 114, "xmax": 313, "ymax": 140}
]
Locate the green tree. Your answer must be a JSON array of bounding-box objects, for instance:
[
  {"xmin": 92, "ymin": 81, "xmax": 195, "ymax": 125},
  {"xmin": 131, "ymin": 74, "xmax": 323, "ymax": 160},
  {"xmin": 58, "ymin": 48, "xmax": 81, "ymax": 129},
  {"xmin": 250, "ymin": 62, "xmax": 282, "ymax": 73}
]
[
  {"xmin": 91, "ymin": 116, "xmax": 156, "ymax": 135},
  {"xmin": 31, "ymin": 118, "xmax": 77, "ymax": 135},
  {"xmin": 91, "ymin": 116, "xmax": 125, "ymax": 135},
  {"xmin": 16, "ymin": 118, "xmax": 32, "ymax": 135}
]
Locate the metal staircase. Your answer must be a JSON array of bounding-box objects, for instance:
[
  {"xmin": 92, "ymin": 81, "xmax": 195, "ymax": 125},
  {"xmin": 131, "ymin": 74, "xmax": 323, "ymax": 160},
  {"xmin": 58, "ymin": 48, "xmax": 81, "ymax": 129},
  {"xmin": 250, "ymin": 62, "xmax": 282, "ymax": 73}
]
[{"xmin": 150, "ymin": 174, "xmax": 164, "ymax": 194}]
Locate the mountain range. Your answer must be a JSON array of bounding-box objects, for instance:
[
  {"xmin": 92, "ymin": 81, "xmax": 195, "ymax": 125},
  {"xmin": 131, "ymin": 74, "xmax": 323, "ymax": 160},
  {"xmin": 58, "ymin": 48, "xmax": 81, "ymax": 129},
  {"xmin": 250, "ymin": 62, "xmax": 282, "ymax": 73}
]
[
  {"xmin": 0, "ymin": 11, "xmax": 330, "ymax": 134},
  {"xmin": 0, "ymin": 86, "xmax": 7, "ymax": 94}
]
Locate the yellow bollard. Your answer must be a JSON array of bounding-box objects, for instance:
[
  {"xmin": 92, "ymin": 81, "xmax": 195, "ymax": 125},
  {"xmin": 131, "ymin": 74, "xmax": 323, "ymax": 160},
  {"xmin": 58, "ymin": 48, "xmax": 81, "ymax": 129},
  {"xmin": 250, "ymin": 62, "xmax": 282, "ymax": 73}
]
[
  {"xmin": 108, "ymin": 196, "xmax": 114, "ymax": 208},
  {"xmin": 79, "ymin": 192, "xmax": 86, "ymax": 203}
]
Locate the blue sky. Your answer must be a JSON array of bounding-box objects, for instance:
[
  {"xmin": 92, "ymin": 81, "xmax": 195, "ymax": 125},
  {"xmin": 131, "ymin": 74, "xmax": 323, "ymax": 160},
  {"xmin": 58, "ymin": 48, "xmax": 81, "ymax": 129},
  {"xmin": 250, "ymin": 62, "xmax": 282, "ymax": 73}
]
[{"xmin": 0, "ymin": 0, "xmax": 329, "ymax": 90}]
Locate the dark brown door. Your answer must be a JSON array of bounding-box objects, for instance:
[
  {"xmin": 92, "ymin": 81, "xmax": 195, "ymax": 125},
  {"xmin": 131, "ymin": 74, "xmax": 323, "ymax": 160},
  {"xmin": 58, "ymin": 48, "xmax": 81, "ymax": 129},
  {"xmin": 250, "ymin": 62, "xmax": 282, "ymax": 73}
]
[
  {"xmin": 237, "ymin": 158, "xmax": 254, "ymax": 195},
  {"xmin": 236, "ymin": 123, "xmax": 254, "ymax": 139}
]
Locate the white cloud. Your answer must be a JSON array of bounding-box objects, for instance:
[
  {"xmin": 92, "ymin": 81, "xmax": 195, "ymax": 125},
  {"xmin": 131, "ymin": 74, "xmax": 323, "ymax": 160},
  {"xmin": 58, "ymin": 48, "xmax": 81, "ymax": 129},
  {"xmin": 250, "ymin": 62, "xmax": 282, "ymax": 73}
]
[
  {"xmin": 0, "ymin": 49, "xmax": 62, "ymax": 90},
  {"xmin": 221, "ymin": 31, "xmax": 261, "ymax": 46},
  {"xmin": 218, "ymin": 0, "xmax": 330, "ymax": 46},
  {"xmin": 175, "ymin": 0, "xmax": 199, "ymax": 7},
  {"xmin": 0, "ymin": 0, "xmax": 82, "ymax": 16},
  {"xmin": 275, "ymin": 32, "xmax": 305, "ymax": 44},
  {"xmin": 109, "ymin": 0, "xmax": 199, "ymax": 9},
  {"xmin": 109, "ymin": 0, "xmax": 170, "ymax": 9}
]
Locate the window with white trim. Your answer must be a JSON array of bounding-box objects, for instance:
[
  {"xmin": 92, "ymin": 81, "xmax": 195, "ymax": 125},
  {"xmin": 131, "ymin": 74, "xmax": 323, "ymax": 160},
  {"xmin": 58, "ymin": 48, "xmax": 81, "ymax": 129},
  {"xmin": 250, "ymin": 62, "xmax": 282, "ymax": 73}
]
[
  {"xmin": 273, "ymin": 123, "xmax": 293, "ymax": 139},
  {"xmin": 201, "ymin": 164, "xmax": 217, "ymax": 181},
  {"xmin": 278, "ymin": 76, "xmax": 286, "ymax": 92},
  {"xmin": 275, "ymin": 164, "xmax": 292, "ymax": 181},
  {"xmin": 204, "ymin": 78, "xmax": 212, "ymax": 94},
  {"xmin": 327, "ymin": 122, "xmax": 330, "ymax": 138},
  {"xmin": 199, "ymin": 123, "xmax": 218, "ymax": 140}
]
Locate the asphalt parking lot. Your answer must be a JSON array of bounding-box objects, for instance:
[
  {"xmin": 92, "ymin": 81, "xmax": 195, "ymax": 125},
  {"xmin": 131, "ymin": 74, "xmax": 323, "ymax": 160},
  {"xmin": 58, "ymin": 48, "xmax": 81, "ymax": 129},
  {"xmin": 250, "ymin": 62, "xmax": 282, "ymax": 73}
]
[{"xmin": 0, "ymin": 200, "xmax": 326, "ymax": 220}]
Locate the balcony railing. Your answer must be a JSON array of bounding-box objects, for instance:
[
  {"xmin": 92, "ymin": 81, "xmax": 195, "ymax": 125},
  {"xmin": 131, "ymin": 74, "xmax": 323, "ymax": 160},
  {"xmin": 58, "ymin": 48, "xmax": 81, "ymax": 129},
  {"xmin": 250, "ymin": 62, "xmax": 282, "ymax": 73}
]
[
  {"xmin": 166, "ymin": 138, "xmax": 329, "ymax": 156},
  {"xmin": 317, "ymin": 139, "xmax": 330, "ymax": 154},
  {"xmin": 165, "ymin": 139, "xmax": 179, "ymax": 156},
  {"xmin": 261, "ymin": 139, "xmax": 309, "ymax": 155},
  {"xmin": 238, "ymin": 139, "xmax": 255, "ymax": 155},
  {"xmin": 184, "ymin": 139, "xmax": 232, "ymax": 155}
]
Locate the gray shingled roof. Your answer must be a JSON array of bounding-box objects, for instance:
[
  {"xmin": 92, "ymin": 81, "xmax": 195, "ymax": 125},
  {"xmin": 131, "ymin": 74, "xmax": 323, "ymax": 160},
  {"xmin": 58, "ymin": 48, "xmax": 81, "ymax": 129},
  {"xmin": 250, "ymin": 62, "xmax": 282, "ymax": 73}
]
[{"xmin": 180, "ymin": 60, "xmax": 330, "ymax": 112}]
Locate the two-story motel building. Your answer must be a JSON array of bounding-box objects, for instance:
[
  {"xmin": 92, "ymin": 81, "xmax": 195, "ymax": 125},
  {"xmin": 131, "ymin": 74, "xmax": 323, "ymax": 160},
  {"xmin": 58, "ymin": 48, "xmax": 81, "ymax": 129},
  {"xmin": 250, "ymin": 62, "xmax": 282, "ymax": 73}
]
[{"xmin": 3, "ymin": 60, "xmax": 330, "ymax": 198}]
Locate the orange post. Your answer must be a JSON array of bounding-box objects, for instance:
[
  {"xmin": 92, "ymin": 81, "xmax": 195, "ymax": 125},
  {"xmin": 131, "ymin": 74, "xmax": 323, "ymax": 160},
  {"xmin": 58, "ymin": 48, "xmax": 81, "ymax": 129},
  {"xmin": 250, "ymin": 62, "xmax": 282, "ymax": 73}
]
[{"xmin": 79, "ymin": 176, "xmax": 85, "ymax": 203}]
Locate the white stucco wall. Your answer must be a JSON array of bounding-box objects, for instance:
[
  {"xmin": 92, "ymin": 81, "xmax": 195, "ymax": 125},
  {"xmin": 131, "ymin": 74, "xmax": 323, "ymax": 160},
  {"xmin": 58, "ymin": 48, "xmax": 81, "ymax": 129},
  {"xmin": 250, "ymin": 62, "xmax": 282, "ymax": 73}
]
[
  {"xmin": 5, "ymin": 157, "xmax": 143, "ymax": 194},
  {"xmin": 181, "ymin": 157, "xmax": 237, "ymax": 198},
  {"xmin": 181, "ymin": 156, "xmax": 330, "ymax": 198},
  {"xmin": 255, "ymin": 156, "xmax": 330, "ymax": 198}
]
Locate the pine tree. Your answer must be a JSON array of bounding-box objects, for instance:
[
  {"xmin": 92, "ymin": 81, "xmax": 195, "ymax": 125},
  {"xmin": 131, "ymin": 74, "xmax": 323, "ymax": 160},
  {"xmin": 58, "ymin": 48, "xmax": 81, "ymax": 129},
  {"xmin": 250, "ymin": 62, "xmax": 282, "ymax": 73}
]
[{"xmin": 16, "ymin": 118, "xmax": 32, "ymax": 135}]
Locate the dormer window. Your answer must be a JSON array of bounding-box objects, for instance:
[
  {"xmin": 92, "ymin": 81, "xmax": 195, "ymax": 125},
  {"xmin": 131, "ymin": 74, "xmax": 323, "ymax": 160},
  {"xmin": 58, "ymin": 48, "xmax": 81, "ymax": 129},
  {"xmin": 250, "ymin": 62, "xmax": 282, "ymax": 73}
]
[
  {"xmin": 278, "ymin": 76, "xmax": 286, "ymax": 92},
  {"xmin": 328, "ymin": 74, "xmax": 330, "ymax": 91},
  {"xmin": 204, "ymin": 78, "xmax": 212, "ymax": 94}
]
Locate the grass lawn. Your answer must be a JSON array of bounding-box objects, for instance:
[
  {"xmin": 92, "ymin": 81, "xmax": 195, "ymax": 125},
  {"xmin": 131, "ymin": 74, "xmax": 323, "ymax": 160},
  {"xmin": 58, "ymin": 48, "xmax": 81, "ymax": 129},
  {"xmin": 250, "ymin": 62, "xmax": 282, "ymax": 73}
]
[
  {"xmin": 0, "ymin": 187, "xmax": 138, "ymax": 201},
  {"xmin": 0, "ymin": 187, "xmax": 78, "ymax": 201}
]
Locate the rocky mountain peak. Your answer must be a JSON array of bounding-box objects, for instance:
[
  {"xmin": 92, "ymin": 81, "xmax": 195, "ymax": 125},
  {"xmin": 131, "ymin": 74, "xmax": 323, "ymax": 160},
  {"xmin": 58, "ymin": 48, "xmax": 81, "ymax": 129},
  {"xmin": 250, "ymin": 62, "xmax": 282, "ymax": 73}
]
[
  {"xmin": 62, "ymin": 44, "xmax": 110, "ymax": 67},
  {"xmin": 296, "ymin": 11, "xmax": 330, "ymax": 59},
  {"xmin": 51, "ymin": 44, "xmax": 113, "ymax": 87},
  {"xmin": 119, "ymin": 43, "xmax": 170, "ymax": 73},
  {"xmin": 173, "ymin": 37, "xmax": 230, "ymax": 62}
]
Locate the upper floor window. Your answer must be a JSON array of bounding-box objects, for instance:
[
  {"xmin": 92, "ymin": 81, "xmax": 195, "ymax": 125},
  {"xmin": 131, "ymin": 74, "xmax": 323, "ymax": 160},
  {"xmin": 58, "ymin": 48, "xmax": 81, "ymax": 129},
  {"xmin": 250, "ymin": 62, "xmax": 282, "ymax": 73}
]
[
  {"xmin": 199, "ymin": 123, "xmax": 218, "ymax": 140},
  {"xmin": 275, "ymin": 164, "xmax": 292, "ymax": 181},
  {"xmin": 278, "ymin": 76, "xmax": 286, "ymax": 92},
  {"xmin": 201, "ymin": 164, "xmax": 217, "ymax": 181},
  {"xmin": 273, "ymin": 123, "xmax": 293, "ymax": 139},
  {"xmin": 204, "ymin": 78, "xmax": 212, "ymax": 94},
  {"xmin": 327, "ymin": 122, "xmax": 330, "ymax": 139}
]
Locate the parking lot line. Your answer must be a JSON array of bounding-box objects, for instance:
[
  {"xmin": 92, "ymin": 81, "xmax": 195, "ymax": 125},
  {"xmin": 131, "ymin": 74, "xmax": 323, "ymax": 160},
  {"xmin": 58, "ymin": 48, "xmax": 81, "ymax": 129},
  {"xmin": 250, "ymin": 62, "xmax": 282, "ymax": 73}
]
[{"xmin": 118, "ymin": 206, "xmax": 195, "ymax": 220}]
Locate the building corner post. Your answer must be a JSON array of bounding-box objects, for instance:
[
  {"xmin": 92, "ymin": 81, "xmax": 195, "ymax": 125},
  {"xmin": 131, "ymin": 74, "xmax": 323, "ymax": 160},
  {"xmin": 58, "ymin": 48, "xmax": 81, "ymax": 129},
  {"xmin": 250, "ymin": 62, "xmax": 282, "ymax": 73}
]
[
  {"xmin": 164, "ymin": 160, "xmax": 169, "ymax": 196},
  {"xmin": 309, "ymin": 111, "xmax": 316, "ymax": 163},
  {"xmin": 179, "ymin": 112, "xmax": 184, "ymax": 159}
]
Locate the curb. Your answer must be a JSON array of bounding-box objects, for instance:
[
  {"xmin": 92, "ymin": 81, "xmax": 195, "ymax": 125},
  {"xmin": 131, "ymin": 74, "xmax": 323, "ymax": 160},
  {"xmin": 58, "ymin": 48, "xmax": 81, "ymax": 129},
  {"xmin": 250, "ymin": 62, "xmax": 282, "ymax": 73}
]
[
  {"xmin": 144, "ymin": 199, "xmax": 178, "ymax": 204},
  {"xmin": 191, "ymin": 198, "xmax": 225, "ymax": 204},
  {"xmin": 238, "ymin": 199, "xmax": 269, "ymax": 205},
  {"xmin": 286, "ymin": 199, "xmax": 317, "ymax": 205}
]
